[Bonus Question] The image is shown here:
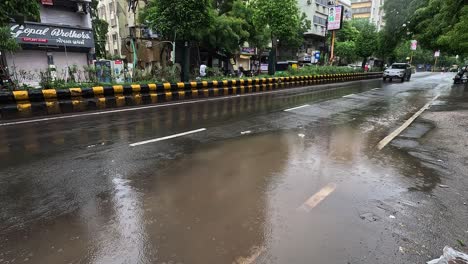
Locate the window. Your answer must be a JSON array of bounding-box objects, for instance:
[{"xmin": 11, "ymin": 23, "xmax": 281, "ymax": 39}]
[
  {"xmin": 315, "ymin": 0, "xmax": 328, "ymax": 5},
  {"xmin": 353, "ymin": 7, "xmax": 371, "ymax": 14},
  {"xmin": 99, "ymin": 7, "xmax": 106, "ymax": 20},
  {"xmin": 112, "ymin": 34, "xmax": 117, "ymax": 42},
  {"xmin": 109, "ymin": 2, "xmax": 114, "ymax": 14},
  {"xmin": 313, "ymin": 15, "xmax": 327, "ymax": 25}
]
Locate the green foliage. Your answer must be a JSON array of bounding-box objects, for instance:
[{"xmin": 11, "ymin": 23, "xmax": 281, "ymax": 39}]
[
  {"xmin": 281, "ymin": 65, "xmax": 364, "ymax": 77},
  {"xmin": 252, "ymin": 0, "xmax": 310, "ymax": 47},
  {"xmin": 141, "ymin": 0, "xmax": 212, "ymax": 41},
  {"xmin": 0, "ymin": 0, "xmax": 40, "ymax": 51},
  {"xmin": 201, "ymin": 6, "xmax": 250, "ymax": 54},
  {"xmin": 230, "ymin": 0, "xmax": 270, "ymax": 51},
  {"xmin": 394, "ymin": 40, "xmax": 433, "ymax": 64},
  {"xmin": 212, "ymin": 0, "xmax": 235, "ymax": 15},
  {"xmin": 335, "ymin": 41, "xmax": 358, "ymax": 64},
  {"xmin": 0, "ymin": 0, "xmax": 40, "ymax": 26},
  {"xmin": 352, "ymin": 19, "xmax": 378, "ymax": 63},
  {"xmin": 410, "ymin": 0, "xmax": 467, "ymax": 55},
  {"xmin": 336, "ymin": 21, "xmax": 359, "ymax": 42},
  {"xmin": 0, "ymin": 26, "xmax": 19, "ymax": 51},
  {"xmin": 90, "ymin": 0, "xmax": 109, "ymax": 59}
]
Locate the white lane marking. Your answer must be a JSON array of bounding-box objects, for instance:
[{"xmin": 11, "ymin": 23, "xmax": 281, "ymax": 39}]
[
  {"xmin": 343, "ymin": 93, "xmax": 355, "ymax": 98},
  {"xmin": 372, "ymin": 88, "xmax": 380, "ymax": 90},
  {"xmin": 298, "ymin": 183, "xmax": 337, "ymax": 212},
  {"xmin": 236, "ymin": 246, "xmax": 266, "ymax": 264},
  {"xmin": 284, "ymin": 104, "xmax": 309, "ymax": 112},
  {"xmin": 377, "ymin": 95, "xmax": 440, "ymax": 150},
  {"xmin": 129, "ymin": 128, "xmax": 206, "ymax": 147}
]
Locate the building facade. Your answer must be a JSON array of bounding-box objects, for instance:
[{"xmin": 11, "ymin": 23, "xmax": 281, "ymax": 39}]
[
  {"xmin": 351, "ymin": 0, "xmax": 385, "ymax": 31},
  {"xmin": 97, "ymin": 0, "xmax": 170, "ymax": 70},
  {"xmin": 3, "ymin": 0, "xmax": 94, "ymax": 87},
  {"xmin": 297, "ymin": 0, "xmax": 352, "ymax": 62}
]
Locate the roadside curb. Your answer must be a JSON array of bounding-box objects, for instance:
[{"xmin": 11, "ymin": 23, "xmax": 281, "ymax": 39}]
[{"xmin": 0, "ymin": 72, "xmax": 382, "ymax": 119}]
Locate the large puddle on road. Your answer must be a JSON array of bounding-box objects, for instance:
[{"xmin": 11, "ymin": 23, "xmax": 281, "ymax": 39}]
[
  {"xmin": 0, "ymin": 124, "xmax": 433, "ymax": 264},
  {"xmin": 0, "ymin": 77, "xmax": 449, "ymax": 263}
]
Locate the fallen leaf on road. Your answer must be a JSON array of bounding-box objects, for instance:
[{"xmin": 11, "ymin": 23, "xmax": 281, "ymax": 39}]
[{"xmin": 458, "ymin": 239, "xmax": 466, "ymax": 247}]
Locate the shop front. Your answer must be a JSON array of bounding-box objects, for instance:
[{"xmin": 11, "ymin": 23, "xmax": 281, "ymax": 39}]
[{"xmin": 5, "ymin": 22, "xmax": 94, "ymax": 87}]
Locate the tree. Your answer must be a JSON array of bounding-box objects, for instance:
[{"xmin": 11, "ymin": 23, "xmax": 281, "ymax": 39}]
[
  {"xmin": 201, "ymin": 8, "xmax": 250, "ymax": 55},
  {"xmin": 142, "ymin": 0, "xmax": 212, "ymax": 42},
  {"xmin": 353, "ymin": 19, "xmax": 378, "ymax": 68},
  {"xmin": 335, "ymin": 41, "xmax": 358, "ymax": 65},
  {"xmin": 141, "ymin": 0, "xmax": 212, "ymax": 81},
  {"xmin": 212, "ymin": 0, "xmax": 235, "ymax": 15},
  {"xmin": 252, "ymin": 0, "xmax": 310, "ymax": 75},
  {"xmin": 0, "ymin": 0, "xmax": 40, "ymax": 51},
  {"xmin": 336, "ymin": 21, "xmax": 359, "ymax": 42},
  {"xmin": 230, "ymin": 0, "xmax": 270, "ymax": 52},
  {"xmin": 394, "ymin": 40, "xmax": 433, "ymax": 64},
  {"xmin": 90, "ymin": 0, "xmax": 108, "ymax": 59},
  {"xmin": 410, "ymin": 0, "xmax": 467, "ymax": 55}
]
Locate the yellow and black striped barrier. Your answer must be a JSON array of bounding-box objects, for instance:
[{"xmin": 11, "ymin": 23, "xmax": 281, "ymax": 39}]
[{"xmin": 0, "ymin": 72, "xmax": 382, "ymax": 119}]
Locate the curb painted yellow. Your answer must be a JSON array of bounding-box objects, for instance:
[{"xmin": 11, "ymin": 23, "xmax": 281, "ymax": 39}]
[
  {"xmin": 112, "ymin": 85, "xmax": 123, "ymax": 94},
  {"xmin": 93, "ymin": 86, "xmax": 105, "ymax": 95},
  {"xmin": 13, "ymin": 91, "xmax": 29, "ymax": 101},
  {"xmin": 131, "ymin": 84, "xmax": 141, "ymax": 92},
  {"xmin": 42, "ymin": 89, "xmax": 57, "ymax": 99}
]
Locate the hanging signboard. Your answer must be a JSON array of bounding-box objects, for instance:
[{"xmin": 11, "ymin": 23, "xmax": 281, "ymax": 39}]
[
  {"xmin": 10, "ymin": 22, "xmax": 94, "ymax": 48},
  {"xmin": 41, "ymin": 0, "xmax": 53, "ymax": 5},
  {"xmin": 327, "ymin": 5, "xmax": 344, "ymax": 31},
  {"xmin": 410, "ymin": 40, "xmax": 418, "ymax": 51}
]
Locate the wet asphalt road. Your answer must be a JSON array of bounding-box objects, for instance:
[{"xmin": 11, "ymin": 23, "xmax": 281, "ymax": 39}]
[{"xmin": 1, "ymin": 73, "xmax": 466, "ymax": 264}]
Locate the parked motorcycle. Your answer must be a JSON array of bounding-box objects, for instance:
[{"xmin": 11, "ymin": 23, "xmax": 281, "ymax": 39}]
[{"xmin": 453, "ymin": 66, "xmax": 468, "ymax": 84}]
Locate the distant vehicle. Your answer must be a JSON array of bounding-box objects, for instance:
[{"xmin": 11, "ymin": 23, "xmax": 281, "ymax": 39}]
[
  {"xmin": 276, "ymin": 61, "xmax": 298, "ymax": 72},
  {"xmin": 453, "ymin": 66, "xmax": 468, "ymax": 84},
  {"xmin": 449, "ymin": 65, "xmax": 459, "ymax": 72},
  {"xmin": 383, "ymin": 63, "xmax": 412, "ymax": 82}
]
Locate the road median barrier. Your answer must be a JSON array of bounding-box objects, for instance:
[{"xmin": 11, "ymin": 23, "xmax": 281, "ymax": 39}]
[{"xmin": 0, "ymin": 72, "xmax": 382, "ymax": 119}]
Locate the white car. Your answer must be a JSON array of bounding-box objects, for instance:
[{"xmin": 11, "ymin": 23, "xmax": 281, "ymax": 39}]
[{"xmin": 383, "ymin": 63, "xmax": 412, "ymax": 82}]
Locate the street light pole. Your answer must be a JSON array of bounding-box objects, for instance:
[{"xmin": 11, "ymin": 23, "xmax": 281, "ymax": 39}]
[{"xmin": 330, "ymin": 30, "xmax": 336, "ymax": 65}]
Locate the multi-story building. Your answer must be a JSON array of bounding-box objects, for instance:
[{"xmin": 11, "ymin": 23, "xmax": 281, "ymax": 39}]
[
  {"xmin": 351, "ymin": 0, "xmax": 385, "ymax": 31},
  {"xmin": 97, "ymin": 0, "xmax": 171, "ymax": 70},
  {"xmin": 3, "ymin": 0, "xmax": 95, "ymax": 86},
  {"xmin": 297, "ymin": 0, "xmax": 352, "ymax": 62}
]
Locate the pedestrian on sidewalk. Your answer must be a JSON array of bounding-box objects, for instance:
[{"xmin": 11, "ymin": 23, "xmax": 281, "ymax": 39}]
[{"xmin": 200, "ymin": 62, "xmax": 207, "ymax": 78}]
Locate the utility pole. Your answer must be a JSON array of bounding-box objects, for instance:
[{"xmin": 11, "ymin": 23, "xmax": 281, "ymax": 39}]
[
  {"xmin": 330, "ymin": 30, "xmax": 336, "ymax": 65},
  {"xmin": 182, "ymin": 41, "xmax": 190, "ymax": 82}
]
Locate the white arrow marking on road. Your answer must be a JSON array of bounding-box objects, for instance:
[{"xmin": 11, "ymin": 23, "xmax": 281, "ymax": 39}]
[
  {"xmin": 284, "ymin": 104, "xmax": 310, "ymax": 112},
  {"xmin": 129, "ymin": 128, "xmax": 206, "ymax": 147},
  {"xmin": 377, "ymin": 95, "xmax": 440, "ymax": 150},
  {"xmin": 298, "ymin": 183, "xmax": 337, "ymax": 212}
]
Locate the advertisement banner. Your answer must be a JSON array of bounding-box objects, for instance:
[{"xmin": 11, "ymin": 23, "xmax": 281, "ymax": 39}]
[
  {"xmin": 240, "ymin": 47, "xmax": 256, "ymax": 55},
  {"xmin": 10, "ymin": 22, "xmax": 94, "ymax": 48},
  {"xmin": 410, "ymin": 40, "xmax": 418, "ymax": 51},
  {"xmin": 327, "ymin": 5, "xmax": 344, "ymax": 31},
  {"xmin": 41, "ymin": 0, "xmax": 53, "ymax": 5}
]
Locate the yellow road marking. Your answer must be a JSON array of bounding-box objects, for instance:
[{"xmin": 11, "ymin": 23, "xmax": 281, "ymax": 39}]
[
  {"xmin": 298, "ymin": 183, "xmax": 337, "ymax": 212},
  {"xmin": 235, "ymin": 246, "xmax": 266, "ymax": 264},
  {"xmin": 377, "ymin": 95, "xmax": 440, "ymax": 150}
]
